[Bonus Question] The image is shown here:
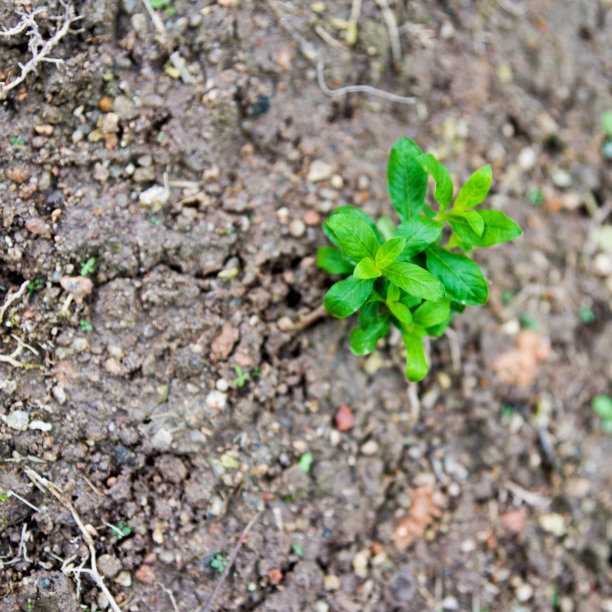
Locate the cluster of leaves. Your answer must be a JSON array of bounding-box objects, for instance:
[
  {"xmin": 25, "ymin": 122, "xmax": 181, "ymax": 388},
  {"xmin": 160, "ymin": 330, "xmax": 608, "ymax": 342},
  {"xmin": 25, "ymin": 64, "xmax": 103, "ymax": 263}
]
[{"xmin": 317, "ymin": 138, "xmax": 522, "ymax": 381}]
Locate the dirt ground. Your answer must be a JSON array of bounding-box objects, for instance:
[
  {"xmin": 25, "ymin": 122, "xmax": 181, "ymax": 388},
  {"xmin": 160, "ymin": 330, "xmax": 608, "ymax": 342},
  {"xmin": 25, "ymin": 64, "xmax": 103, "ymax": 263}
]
[{"xmin": 1, "ymin": 0, "xmax": 612, "ymax": 610}]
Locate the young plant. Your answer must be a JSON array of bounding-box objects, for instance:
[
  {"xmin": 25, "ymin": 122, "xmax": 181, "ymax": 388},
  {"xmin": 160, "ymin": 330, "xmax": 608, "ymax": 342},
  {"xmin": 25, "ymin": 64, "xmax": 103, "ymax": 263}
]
[{"xmin": 317, "ymin": 137, "xmax": 522, "ymax": 381}]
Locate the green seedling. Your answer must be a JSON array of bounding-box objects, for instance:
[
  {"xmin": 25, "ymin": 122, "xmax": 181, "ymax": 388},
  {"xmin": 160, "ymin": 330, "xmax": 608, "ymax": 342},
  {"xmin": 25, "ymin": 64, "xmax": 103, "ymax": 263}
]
[
  {"xmin": 592, "ymin": 395, "xmax": 612, "ymax": 433},
  {"xmin": 578, "ymin": 306, "xmax": 595, "ymax": 324},
  {"xmin": 80, "ymin": 319, "xmax": 93, "ymax": 332},
  {"xmin": 80, "ymin": 257, "xmax": 96, "ymax": 276},
  {"xmin": 150, "ymin": 0, "xmax": 176, "ymax": 14},
  {"xmin": 28, "ymin": 278, "xmax": 41, "ymax": 293},
  {"xmin": 10, "ymin": 136, "xmax": 25, "ymax": 146},
  {"xmin": 298, "ymin": 452, "xmax": 313, "ymax": 473},
  {"xmin": 108, "ymin": 521, "xmax": 132, "ymax": 539},
  {"xmin": 318, "ymin": 137, "xmax": 522, "ymax": 381},
  {"xmin": 291, "ymin": 543, "xmax": 304, "ymax": 556},
  {"xmin": 210, "ymin": 553, "xmax": 229, "ymax": 573},
  {"xmin": 233, "ymin": 365, "xmax": 250, "ymax": 387},
  {"xmin": 520, "ymin": 312, "xmax": 540, "ymax": 331}
]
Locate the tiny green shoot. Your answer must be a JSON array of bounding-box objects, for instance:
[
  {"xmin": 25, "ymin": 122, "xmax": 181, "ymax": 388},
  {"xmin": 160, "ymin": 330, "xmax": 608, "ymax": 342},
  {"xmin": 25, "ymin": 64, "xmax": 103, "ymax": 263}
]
[
  {"xmin": 210, "ymin": 553, "xmax": 229, "ymax": 573},
  {"xmin": 10, "ymin": 136, "xmax": 26, "ymax": 146},
  {"xmin": 80, "ymin": 257, "xmax": 96, "ymax": 276},
  {"xmin": 150, "ymin": 216, "xmax": 161, "ymax": 226},
  {"xmin": 28, "ymin": 278, "xmax": 41, "ymax": 293},
  {"xmin": 233, "ymin": 365, "xmax": 250, "ymax": 387},
  {"xmin": 318, "ymin": 137, "xmax": 522, "ymax": 381},
  {"xmin": 252, "ymin": 365, "xmax": 261, "ymax": 377},
  {"xmin": 578, "ymin": 306, "xmax": 595, "ymax": 324},
  {"xmin": 526, "ymin": 186, "xmax": 543, "ymax": 206},
  {"xmin": 501, "ymin": 290, "xmax": 514, "ymax": 304},
  {"xmin": 298, "ymin": 452, "xmax": 313, "ymax": 473},
  {"xmin": 80, "ymin": 319, "xmax": 93, "ymax": 332},
  {"xmin": 0, "ymin": 493, "xmax": 8, "ymax": 502},
  {"xmin": 519, "ymin": 312, "xmax": 540, "ymax": 331},
  {"xmin": 150, "ymin": 0, "xmax": 176, "ymax": 14},
  {"xmin": 109, "ymin": 522, "xmax": 132, "ymax": 539},
  {"xmin": 592, "ymin": 395, "xmax": 612, "ymax": 433},
  {"xmin": 291, "ymin": 543, "xmax": 304, "ymax": 556}
]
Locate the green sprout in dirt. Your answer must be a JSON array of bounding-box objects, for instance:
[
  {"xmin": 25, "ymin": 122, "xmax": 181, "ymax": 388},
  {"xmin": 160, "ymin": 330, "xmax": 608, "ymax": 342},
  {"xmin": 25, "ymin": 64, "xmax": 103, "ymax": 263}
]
[
  {"xmin": 210, "ymin": 553, "xmax": 229, "ymax": 573},
  {"xmin": 80, "ymin": 257, "xmax": 96, "ymax": 276},
  {"xmin": 592, "ymin": 395, "xmax": 612, "ymax": 433},
  {"xmin": 150, "ymin": 0, "xmax": 176, "ymax": 15},
  {"xmin": 233, "ymin": 365, "xmax": 250, "ymax": 387},
  {"xmin": 318, "ymin": 137, "xmax": 522, "ymax": 382},
  {"xmin": 80, "ymin": 319, "xmax": 93, "ymax": 332},
  {"xmin": 27, "ymin": 278, "xmax": 41, "ymax": 293},
  {"xmin": 108, "ymin": 521, "xmax": 132, "ymax": 539}
]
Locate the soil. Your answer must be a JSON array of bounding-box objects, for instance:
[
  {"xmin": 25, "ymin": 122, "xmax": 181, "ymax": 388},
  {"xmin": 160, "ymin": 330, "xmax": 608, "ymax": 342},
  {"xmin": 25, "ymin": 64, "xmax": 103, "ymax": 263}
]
[{"xmin": 1, "ymin": 1, "xmax": 612, "ymax": 611}]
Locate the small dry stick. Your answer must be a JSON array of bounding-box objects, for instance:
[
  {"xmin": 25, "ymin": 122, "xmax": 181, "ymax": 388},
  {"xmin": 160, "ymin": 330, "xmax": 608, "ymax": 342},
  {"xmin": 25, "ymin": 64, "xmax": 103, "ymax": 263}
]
[
  {"xmin": 294, "ymin": 303, "xmax": 327, "ymax": 331},
  {"xmin": 200, "ymin": 510, "xmax": 263, "ymax": 612},
  {"xmin": 158, "ymin": 582, "xmax": 180, "ymax": 612},
  {"xmin": 141, "ymin": 0, "xmax": 170, "ymax": 50},
  {"xmin": 0, "ymin": 5, "xmax": 81, "ymax": 100},
  {"xmin": 374, "ymin": 0, "xmax": 401, "ymax": 64},
  {"xmin": 24, "ymin": 467, "xmax": 122, "ymax": 612},
  {"xmin": 0, "ymin": 280, "xmax": 29, "ymax": 325}
]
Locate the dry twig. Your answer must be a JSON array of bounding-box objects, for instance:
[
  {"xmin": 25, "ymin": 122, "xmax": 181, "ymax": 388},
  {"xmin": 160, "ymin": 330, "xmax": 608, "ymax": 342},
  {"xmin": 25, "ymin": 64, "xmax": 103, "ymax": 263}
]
[
  {"xmin": 24, "ymin": 467, "xmax": 122, "ymax": 612},
  {"xmin": 0, "ymin": 3, "xmax": 81, "ymax": 100},
  {"xmin": 200, "ymin": 510, "xmax": 263, "ymax": 612}
]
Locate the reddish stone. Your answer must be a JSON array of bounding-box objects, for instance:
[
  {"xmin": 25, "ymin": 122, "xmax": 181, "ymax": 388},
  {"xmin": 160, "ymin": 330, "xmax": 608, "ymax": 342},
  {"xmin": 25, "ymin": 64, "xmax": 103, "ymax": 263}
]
[
  {"xmin": 335, "ymin": 405, "xmax": 354, "ymax": 432},
  {"xmin": 268, "ymin": 568, "xmax": 283, "ymax": 585},
  {"xmin": 134, "ymin": 564, "xmax": 155, "ymax": 585}
]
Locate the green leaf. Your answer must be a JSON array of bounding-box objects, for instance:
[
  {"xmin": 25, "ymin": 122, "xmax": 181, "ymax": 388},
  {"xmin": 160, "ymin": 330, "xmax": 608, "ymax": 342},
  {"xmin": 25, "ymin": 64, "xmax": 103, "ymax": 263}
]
[
  {"xmin": 324, "ymin": 276, "xmax": 375, "ymax": 318},
  {"xmin": 425, "ymin": 244, "xmax": 488, "ymax": 305},
  {"xmin": 453, "ymin": 165, "xmax": 492, "ymax": 211},
  {"xmin": 387, "ymin": 138, "xmax": 428, "ymax": 221},
  {"xmin": 402, "ymin": 333, "xmax": 428, "ymax": 382},
  {"xmin": 413, "ymin": 299, "xmax": 451, "ymax": 328},
  {"xmin": 353, "ymin": 257, "xmax": 381, "ymax": 279},
  {"xmin": 376, "ymin": 216, "xmax": 395, "ymax": 241},
  {"xmin": 375, "ymin": 237, "xmax": 406, "ymax": 268},
  {"xmin": 395, "ymin": 217, "xmax": 444, "ymax": 259},
  {"xmin": 298, "ymin": 452, "xmax": 313, "ymax": 472},
  {"xmin": 349, "ymin": 316, "xmax": 390, "ymax": 355},
  {"xmin": 592, "ymin": 395, "xmax": 612, "ymax": 421},
  {"xmin": 388, "ymin": 301, "xmax": 413, "ymax": 325},
  {"xmin": 399, "ymin": 294, "xmax": 422, "ymax": 308},
  {"xmin": 324, "ymin": 206, "xmax": 382, "ymax": 247},
  {"xmin": 417, "ymin": 153, "xmax": 453, "ymax": 211},
  {"xmin": 463, "ymin": 210, "xmax": 485, "ymax": 236},
  {"xmin": 325, "ymin": 214, "xmax": 379, "ymax": 262},
  {"xmin": 359, "ymin": 301, "xmax": 380, "ymax": 327},
  {"xmin": 382, "ymin": 262, "xmax": 445, "ymax": 301},
  {"xmin": 448, "ymin": 210, "xmax": 522, "ymax": 247},
  {"xmin": 317, "ymin": 246, "xmax": 354, "ymax": 275},
  {"xmin": 386, "ymin": 283, "xmax": 400, "ymax": 302},
  {"xmin": 601, "ymin": 110, "xmax": 612, "ymax": 138}
]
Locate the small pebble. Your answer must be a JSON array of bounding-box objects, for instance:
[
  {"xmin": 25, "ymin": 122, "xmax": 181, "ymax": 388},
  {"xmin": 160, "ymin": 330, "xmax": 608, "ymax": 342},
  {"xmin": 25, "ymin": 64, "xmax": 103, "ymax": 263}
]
[
  {"xmin": 34, "ymin": 124, "xmax": 54, "ymax": 136},
  {"xmin": 152, "ymin": 525, "xmax": 164, "ymax": 544},
  {"xmin": 6, "ymin": 410, "xmax": 29, "ymax": 431},
  {"xmin": 314, "ymin": 602, "xmax": 329, "ymax": 612},
  {"xmin": 98, "ymin": 554, "xmax": 122, "ymax": 578},
  {"xmin": 25, "ymin": 217, "xmax": 52, "ymax": 239},
  {"xmin": 303, "ymin": 210, "xmax": 321, "ymax": 226},
  {"xmin": 352, "ymin": 548, "xmax": 370, "ymax": 578},
  {"xmin": 516, "ymin": 583, "xmax": 533, "ymax": 602},
  {"xmin": 139, "ymin": 185, "xmax": 170, "ymax": 211},
  {"xmin": 289, "ymin": 219, "xmax": 306, "ymax": 237},
  {"xmin": 216, "ymin": 379, "xmax": 229, "ymax": 392},
  {"xmin": 115, "ymin": 571, "xmax": 132, "ymax": 587},
  {"xmin": 151, "ymin": 428, "xmax": 173, "ymax": 449},
  {"xmin": 29, "ymin": 420, "xmax": 52, "ymax": 432},
  {"xmin": 276, "ymin": 206, "xmax": 289, "ymax": 223},
  {"xmin": 518, "ymin": 147, "xmax": 537, "ymax": 170},
  {"xmin": 60, "ymin": 276, "xmax": 93, "ymax": 304},
  {"xmin": 307, "ymin": 160, "xmax": 334, "ymax": 183},
  {"xmin": 98, "ymin": 96, "xmax": 112, "ymax": 112},
  {"xmin": 335, "ymin": 405, "xmax": 354, "ymax": 431},
  {"xmin": 206, "ymin": 390, "xmax": 228, "ymax": 411},
  {"xmin": 323, "ymin": 574, "xmax": 341, "ymax": 591},
  {"xmin": 134, "ymin": 564, "xmax": 156, "ymax": 585},
  {"xmin": 360, "ymin": 439, "xmax": 379, "ymax": 455},
  {"xmin": 330, "ymin": 174, "xmax": 343, "ymax": 189},
  {"xmin": 52, "ymin": 385, "xmax": 67, "ymax": 404}
]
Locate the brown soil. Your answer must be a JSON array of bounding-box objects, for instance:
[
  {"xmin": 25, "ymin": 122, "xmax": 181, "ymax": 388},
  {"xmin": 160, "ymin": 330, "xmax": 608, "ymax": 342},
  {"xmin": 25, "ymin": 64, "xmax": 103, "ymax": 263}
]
[{"xmin": 1, "ymin": 1, "xmax": 611, "ymax": 611}]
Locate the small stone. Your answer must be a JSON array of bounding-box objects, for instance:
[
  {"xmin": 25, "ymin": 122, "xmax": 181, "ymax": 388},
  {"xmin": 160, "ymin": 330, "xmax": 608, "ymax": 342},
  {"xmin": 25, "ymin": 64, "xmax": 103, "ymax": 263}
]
[
  {"xmin": 442, "ymin": 596, "xmax": 459, "ymax": 610},
  {"xmin": 6, "ymin": 410, "xmax": 29, "ymax": 431},
  {"xmin": 216, "ymin": 379, "xmax": 229, "ymax": 392},
  {"xmin": 562, "ymin": 191, "xmax": 582, "ymax": 211},
  {"xmin": 220, "ymin": 453, "xmax": 239, "ymax": 469},
  {"xmin": 277, "ymin": 316, "xmax": 294, "ymax": 332},
  {"xmin": 104, "ymin": 358, "xmax": 122, "ymax": 375},
  {"xmin": 314, "ymin": 602, "xmax": 329, "ymax": 612},
  {"xmin": 99, "ymin": 96, "xmax": 113, "ymax": 112},
  {"xmin": 335, "ymin": 405, "xmax": 354, "ymax": 431},
  {"xmin": 307, "ymin": 159, "xmax": 334, "ymax": 182},
  {"xmin": 352, "ymin": 548, "xmax": 370, "ymax": 578},
  {"xmin": 330, "ymin": 174, "xmax": 343, "ymax": 189},
  {"xmin": 139, "ymin": 185, "xmax": 170, "ymax": 211},
  {"xmin": 211, "ymin": 322, "xmax": 239, "ymax": 360},
  {"xmin": 267, "ymin": 568, "xmax": 283, "ymax": 585},
  {"xmin": 98, "ymin": 554, "xmax": 122, "ymax": 578},
  {"xmin": 5, "ymin": 165, "xmax": 29, "ymax": 184},
  {"xmin": 152, "ymin": 524, "xmax": 164, "ymax": 544},
  {"xmin": 151, "ymin": 428, "xmax": 173, "ymax": 450},
  {"xmin": 134, "ymin": 564, "xmax": 156, "ymax": 584},
  {"xmin": 156, "ymin": 384, "xmax": 169, "ymax": 404},
  {"xmin": 34, "ymin": 124, "xmax": 54, "ymax": 136},
  {"xmin": 101, "ymin": 112, "xmax": 119, "ymax": 134},
  {"xmin": 276, "ymin": 207, "xmax": 289, "ymax": 223},
  {"xmin": 363, "ymin": 351, "xmax": 383, "ymax": 373},
  {"xmin": 303, "ymin": 210, "xmax": 321, "ymax": 226},
  {"xmin": 593, "ymin": 253, "xmax": 612, "ymax": 276},
  {"xmin": 29, "ymin": 420, "xmax": 52, "ymax": 432},
  {"xmin": 360, "ymin": 439, "xmax": 379, "ymax": 455},
  {"xmin": 108, "ymin": 345, "xmax": 124, "ymax": 360},
  {"xmin": 206, "ymin": 390, "xmax": 228, "ymax": 411},
  {"xmin": 289, "ymin": 219, "xmax": 306, "ymax": 237},
  {"xmin": 60, "ymin": 276, "xmax": 93, "ymax": 304},
  {"xmin": 437, "ymin": 372, "xmax": 451, "ymax": 389},
  {"xmin": 52, "ymin": 385, "xmax": 67, "ymax": 404},
  {"xmin": 323, "ymin": 574, "xmax": 341, "ymax": 591},
  {"xmin": 460, "ymin": 538, "xmax": 476, "ymax": 553},
  {"xmin": 538, "ymin": 512, "xmax": 566, "ymax": 536},
  {"xmin": 218, "ymin": 266, "xmax": 239, "ymax": 279},
  {"xmin": 516, "ymin": 583, "xmax": 533, "ymax": 602},
  {"xmin": 518, "ymin": 147, "xmax": 537, "ymax": 170},
  {"xmin": 26, "ymin": 217, "xmax": 52, "ymax": 238},
  {"xmin": 552, "ymin": 169, "xmax": 572, "ymax": 188},
  {"xmin": 115, "ymin": 571, "xmax": 132, "ymax": 587}
]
